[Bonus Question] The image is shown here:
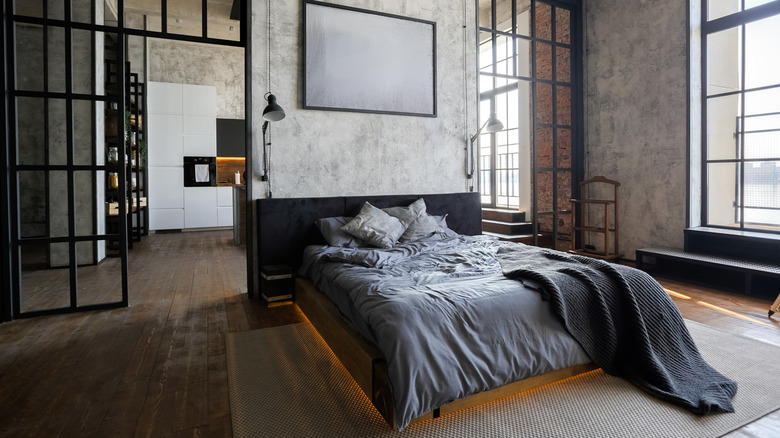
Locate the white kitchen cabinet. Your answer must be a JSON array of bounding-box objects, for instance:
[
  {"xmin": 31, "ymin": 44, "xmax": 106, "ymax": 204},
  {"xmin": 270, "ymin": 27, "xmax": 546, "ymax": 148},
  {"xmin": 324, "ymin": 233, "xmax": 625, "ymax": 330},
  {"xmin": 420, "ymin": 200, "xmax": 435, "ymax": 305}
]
[
  {"xmin": 148, "ymin": 82, "xmax": 183, "ymax": 114},
  {"xmin": 148, "ymin": 114, "xmax": 183, "ymax": 166},
  {"xmin": 218, "ymin": 207, "xmax": 233, "ymax": 227},
  {"xmin": 149, "ymin": 167, "xmax": 184, "ymax": 209},
  {"xmin": 183, "ymin": 84, "xmax": 216, "ymax": 116},
  {"xmin": 184, "ymin": 187, "xmax": 218, "ymax": 229},
  {"xmin": 150, "ymin": 208, "xmax": 184, "ymax": 230},
  {"xmin": 183, "ymin": 115, "xmax": 216, "ymax": 137},
  {"xmin": 148, "ymin": 82, "xmax": 222, "ymax": 231},
  {"xmin": 217, "ymin": 187, "xmax": 233, "ymax": 207},
  {"xmin": 183, "ymin": 134, "xmax": 216, "ymax": 156}
]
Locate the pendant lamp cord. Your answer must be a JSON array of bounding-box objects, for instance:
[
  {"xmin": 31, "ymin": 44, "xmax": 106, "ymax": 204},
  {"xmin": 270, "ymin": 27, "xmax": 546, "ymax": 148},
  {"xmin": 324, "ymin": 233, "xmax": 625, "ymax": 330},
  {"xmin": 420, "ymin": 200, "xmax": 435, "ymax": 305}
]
[
  {"xmin": 266, "ymin": 0, "xmax": 273, "ymax": 197},
  {"xmin": 463, "ymin": 0, "xmax": 473, "ymax": 190}
]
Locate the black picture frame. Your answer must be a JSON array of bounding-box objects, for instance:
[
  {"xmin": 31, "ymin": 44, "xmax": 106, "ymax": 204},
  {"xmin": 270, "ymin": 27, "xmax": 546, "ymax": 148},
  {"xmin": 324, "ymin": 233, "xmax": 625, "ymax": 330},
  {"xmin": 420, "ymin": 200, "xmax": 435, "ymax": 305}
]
[{"xmin": 303, "ymin": 0, "xmax": 437, "ymax": 117}]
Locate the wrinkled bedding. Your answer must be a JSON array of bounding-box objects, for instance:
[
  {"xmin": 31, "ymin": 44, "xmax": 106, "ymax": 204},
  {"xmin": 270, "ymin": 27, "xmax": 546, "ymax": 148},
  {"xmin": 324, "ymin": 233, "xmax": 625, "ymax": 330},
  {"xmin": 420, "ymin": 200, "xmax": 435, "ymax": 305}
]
[{"xmin": 299, "ymin": 236, "xmax": 590, "ymax": 430}]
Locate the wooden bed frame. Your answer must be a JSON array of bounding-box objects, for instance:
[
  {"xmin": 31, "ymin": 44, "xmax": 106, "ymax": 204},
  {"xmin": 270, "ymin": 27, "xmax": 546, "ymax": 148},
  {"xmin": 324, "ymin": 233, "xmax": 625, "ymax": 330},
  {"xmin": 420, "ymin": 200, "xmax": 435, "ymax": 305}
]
[{"xmin": 256, "ymin": 193, "xmax": 596, "ymax": 428}]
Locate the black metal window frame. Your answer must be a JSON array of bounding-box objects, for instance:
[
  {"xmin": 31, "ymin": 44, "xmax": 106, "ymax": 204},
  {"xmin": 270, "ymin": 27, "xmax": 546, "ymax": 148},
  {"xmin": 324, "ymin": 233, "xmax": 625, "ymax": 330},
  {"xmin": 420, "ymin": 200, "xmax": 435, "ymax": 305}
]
[
  {"xmin": 476, "ymin": 0, "xmax": 583, "ymax": 247},
  {"xmin": 2, "ymin": 0, "xmax": 250, "ymax": 321},
  {"xmin": 700, "ymin": 0, "xmax": 780, "ymax": 235}
]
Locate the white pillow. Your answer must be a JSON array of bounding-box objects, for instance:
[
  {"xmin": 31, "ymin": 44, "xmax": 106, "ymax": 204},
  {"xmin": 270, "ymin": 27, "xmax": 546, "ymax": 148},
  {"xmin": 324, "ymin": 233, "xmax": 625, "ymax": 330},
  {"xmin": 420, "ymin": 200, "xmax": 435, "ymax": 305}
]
[{"xmin": 340, "ymin": 202, "xmax": 406, "ymax": 248}]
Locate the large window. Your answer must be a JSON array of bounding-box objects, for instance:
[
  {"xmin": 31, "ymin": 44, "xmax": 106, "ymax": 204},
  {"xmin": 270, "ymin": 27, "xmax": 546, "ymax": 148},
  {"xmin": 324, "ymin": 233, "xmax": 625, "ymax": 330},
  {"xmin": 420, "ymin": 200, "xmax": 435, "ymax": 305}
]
[
  {"xmin": 702, "ymin": 0, "xmax": 780, "ymax": 232},
  {"xmin": 477, "ymin": 0, "xmax": 580, "ymax": 249}
]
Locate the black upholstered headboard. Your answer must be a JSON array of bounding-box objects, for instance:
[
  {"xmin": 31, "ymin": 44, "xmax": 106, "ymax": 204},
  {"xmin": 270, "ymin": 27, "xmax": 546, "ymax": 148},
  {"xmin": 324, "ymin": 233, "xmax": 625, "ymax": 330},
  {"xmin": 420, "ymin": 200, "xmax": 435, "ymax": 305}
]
[{"xmin": 256, "ymin": 192, "xmax": 482, "ymax": 270}]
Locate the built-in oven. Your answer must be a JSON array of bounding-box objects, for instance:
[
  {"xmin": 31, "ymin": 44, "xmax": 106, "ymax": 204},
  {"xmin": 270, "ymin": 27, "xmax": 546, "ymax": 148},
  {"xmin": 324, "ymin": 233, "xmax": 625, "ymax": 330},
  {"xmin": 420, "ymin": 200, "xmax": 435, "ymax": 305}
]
[{"xmin": 183, "ymin": 156, "xmax": 217, "ymax": 187}]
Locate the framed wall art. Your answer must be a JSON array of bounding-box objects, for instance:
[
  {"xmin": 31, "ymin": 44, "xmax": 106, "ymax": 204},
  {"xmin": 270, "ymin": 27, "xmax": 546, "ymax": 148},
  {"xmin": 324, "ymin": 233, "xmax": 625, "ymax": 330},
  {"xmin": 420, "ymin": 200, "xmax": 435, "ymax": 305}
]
[{"xmin": 303, "ymin": 1, "xmax": 437, "ymax": 117}]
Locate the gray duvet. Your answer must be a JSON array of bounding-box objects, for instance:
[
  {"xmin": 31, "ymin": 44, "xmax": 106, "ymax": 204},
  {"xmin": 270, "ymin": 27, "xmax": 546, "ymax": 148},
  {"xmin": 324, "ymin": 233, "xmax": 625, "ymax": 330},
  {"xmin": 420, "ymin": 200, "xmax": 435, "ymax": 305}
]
[{"xmin": 299, "ymin": 236, "xmax": 590, "ymax": 430}]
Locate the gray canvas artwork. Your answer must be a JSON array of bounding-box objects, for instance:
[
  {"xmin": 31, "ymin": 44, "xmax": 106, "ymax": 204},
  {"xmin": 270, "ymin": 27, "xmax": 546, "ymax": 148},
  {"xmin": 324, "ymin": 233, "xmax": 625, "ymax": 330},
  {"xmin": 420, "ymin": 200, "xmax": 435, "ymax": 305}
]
[{"xmin": 304, "ymin": 3, "xmax": 436, "ymax": 116}]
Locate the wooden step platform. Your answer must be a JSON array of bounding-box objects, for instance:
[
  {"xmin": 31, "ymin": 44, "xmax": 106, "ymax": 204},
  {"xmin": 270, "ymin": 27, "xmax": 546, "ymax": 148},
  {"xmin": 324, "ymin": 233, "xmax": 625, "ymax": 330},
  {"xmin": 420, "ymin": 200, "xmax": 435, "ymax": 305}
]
[{"xmin": 636, "ymin": 247, "xmax": 780, "ymax": 300}]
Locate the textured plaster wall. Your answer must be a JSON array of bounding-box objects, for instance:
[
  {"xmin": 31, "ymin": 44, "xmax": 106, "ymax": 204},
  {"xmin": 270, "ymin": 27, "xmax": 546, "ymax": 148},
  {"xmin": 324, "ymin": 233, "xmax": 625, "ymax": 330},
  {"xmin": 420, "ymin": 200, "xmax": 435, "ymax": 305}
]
[
  {"xmin": 584, "ymin": 0, "xmax": 689, "ymax": 260},
  {"xmin": 251, "ymin": 0, "xmax": 478, "ymax": 199}
]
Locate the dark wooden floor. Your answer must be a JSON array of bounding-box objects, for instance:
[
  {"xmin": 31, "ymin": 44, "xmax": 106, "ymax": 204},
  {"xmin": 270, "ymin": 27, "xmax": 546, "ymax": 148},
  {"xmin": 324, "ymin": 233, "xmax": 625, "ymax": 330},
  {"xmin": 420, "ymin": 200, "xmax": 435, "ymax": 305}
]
[{"xmin": 0, "ymin": 230, "xmax": 778, "ymax": 437}]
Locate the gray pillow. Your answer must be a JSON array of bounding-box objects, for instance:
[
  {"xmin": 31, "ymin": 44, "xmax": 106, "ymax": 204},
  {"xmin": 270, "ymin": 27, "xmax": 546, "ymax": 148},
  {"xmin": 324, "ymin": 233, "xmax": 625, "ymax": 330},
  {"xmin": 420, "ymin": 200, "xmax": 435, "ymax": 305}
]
[
  {"xmin": 315, "ymin": 216, "xmax": 366, "ymax": 248},
  {"xmin": 340, "ymin": 202, "xmax": 406, "ymax": 248},
  {"xmin": 414, "ymin": 213, "xmax": 459, "ymax": 241},
  {"xmin": 383, "ymin": 198, "xmax": 426, "ymax": 228},
  {"xmin": 383, "ymin": 199, "xmax": 444, "ymax": 243}
]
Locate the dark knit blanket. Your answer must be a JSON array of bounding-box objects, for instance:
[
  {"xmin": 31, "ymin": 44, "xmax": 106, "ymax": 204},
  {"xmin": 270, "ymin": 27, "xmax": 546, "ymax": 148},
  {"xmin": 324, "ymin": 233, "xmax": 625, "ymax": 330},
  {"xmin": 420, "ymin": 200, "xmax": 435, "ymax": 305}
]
[{"xmin": 496, "ymin": 244, "xmax": 737, "ymax": 415}]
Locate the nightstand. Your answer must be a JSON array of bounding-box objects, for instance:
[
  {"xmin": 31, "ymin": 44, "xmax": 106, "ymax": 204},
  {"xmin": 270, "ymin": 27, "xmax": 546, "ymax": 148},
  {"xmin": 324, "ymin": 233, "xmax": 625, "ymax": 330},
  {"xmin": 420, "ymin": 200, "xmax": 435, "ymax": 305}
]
[{"xmin": 260, "ymin": 264, "xmax": 294, "ymax": 306}]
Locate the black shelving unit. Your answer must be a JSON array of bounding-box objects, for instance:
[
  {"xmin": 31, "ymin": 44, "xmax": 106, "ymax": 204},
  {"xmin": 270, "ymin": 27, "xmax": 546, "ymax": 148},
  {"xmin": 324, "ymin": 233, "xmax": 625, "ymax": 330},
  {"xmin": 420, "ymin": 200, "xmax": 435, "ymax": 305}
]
[{"xmin": 104, "ymin": 54, "xmax": 148, "ymax": 257}]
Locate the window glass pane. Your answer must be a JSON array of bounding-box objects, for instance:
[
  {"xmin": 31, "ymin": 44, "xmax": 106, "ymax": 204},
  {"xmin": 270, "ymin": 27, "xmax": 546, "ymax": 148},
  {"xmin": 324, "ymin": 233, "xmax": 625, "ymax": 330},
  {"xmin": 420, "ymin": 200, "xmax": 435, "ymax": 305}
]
[
  {"xmin": 707, "ymin": 94, "xmax": 741, "ymax": 160},
  {"xmin": 47, "ymin": 26, "xmax": 67, "ymax": 94},
  {"xmin": 48, "ymin": 99, "xmax": 69, "ymax": 166},
  {"xmin": 45, "ymin": 0, "xmax": 64, "ymax": 20},
  {"xmin": 71, "ymin": 0, "xmax": 93, "ymax": 24},
  {"xmin": 744, "ymin": 160, "xmax": 780, "ymax": 227},
  {"xmin": 14, "ymin": 0, "xmax": 43, "ymax": 18},
  {"xmin": 49, "ymin": 171, "xmax": 70, "ymax": 238},
  {"xmin": 536, "ymin": 126, "xmax": 553, "ymax": 168},
  {"xmin": 478, "ymin": 0, "xmax": 493, "ymax": 29},
  {"xmin": 20, "ymin": 243, "xmax": 71, "ymax": 313},
  {"xmin": 15, "ymin": 23, "xmax": 44, "ymax": 92},
  {"xmin": 72, "ymin": 29, "xmax": 95, "ymax": 95},
  {"xmin": 506, "ymin": 89, "xmax": 519, "ymax": 129},
  {"xmin": 535, "ymin": 2, "xmax": 552, "ymax": 41},
  {"xmin": 744, "ymin": 88, "xmax": 780, "ymax": 161},
  {"xmin": 515, "ymin": 0, "xmax": 531, "ymax": 36},
  {"xmin": 535, "ymin": 42, "xmax": 552, "ymax": 80},
  {"xmin": 479, "ymin": 73, "xmax": 494, "ymax": 93},
  {"xmin": 495, "ymin": 35, "xmax": 513, "ymax": 76},
  {"xmin": 124, "ymin": 0, "xmax": 162, "ymax": 32},
  {"xmin": 75, "ymin": 171, "xmax": 97, "ymax": 237},
  {"xmin": 707, "ymin": 0, "xmax": 741, "ymax": 21},
  {"xmin": 745, "ymin": 15, "xmax": 780, "ymax": 90},
  {"xmin": 707, "ymin": 26, "xmax": 742, "ymax": 95},
  {"xmin": 557, "ymin": 128, "xmax": 571, "ymax": 168},
  {"xmin": 74, "ymin": 100, "xmax": 95, "ymax": 166},
  {"xmin": 16, "ymin": 97, "xmax": 46, "ymax": 166},
  {"xmin": 167, "ymin": 0, "xmax": 203, "ymax": 37},
  {"xmin": 18, "ymin": 171, "xmax": 47, "ymax": 239},
  {"xmin": 746, "ymin": 0, "xmax": 778, "ymax": 11},
  {"xmin": 479, "ymin": 32, "xmax": 493, "ymax": 72},
  {"xmin": 78, "ymin": 247, "xmax": 123, "ymax": 306},
  {"xmin": 516, "ymin": 37, "xmax": 531, "ymax": 77},
  {"xmin": 495, "ymin": 92, "xmax": 508, "ymax": 128},
  {"xmin": 557, "ymin": 85, "xmax": 571, "ymax": 126},
  {"xmin": 207, "ymin": 1, "xmax": 240, "ymax": 41},
  {"xmin": 557, "ymin": 170, "xmax": 571, "ymax": 212},
  {"xmin": 536, "ymin": 83, "xmax": 553, "ymax": 124},
  {"xmin": 555, "ymin": 8, "xmax": 571, "ymax": 44},
  {"xmin": 537, "ymin": 170, "xmax": 553, "ymax": 212},
  {"xmin": 556, "ymin": 46, "xmax": 571, "ymax": 83},
  {"xmin": 707, "ymin": 162, "xmax": 740, "ymax": 226}
]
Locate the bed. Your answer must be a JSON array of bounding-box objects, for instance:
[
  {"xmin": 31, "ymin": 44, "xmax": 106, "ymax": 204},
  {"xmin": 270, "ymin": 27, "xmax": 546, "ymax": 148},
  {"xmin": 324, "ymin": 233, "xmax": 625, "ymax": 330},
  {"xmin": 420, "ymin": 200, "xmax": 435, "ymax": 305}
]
[
  {"xmin": 256, "ymin": 193, "xmax": 598, "ymax": 429},
  {"xmin": 256, "ymin": 192, "xmax": 737, "ymax": 430}
]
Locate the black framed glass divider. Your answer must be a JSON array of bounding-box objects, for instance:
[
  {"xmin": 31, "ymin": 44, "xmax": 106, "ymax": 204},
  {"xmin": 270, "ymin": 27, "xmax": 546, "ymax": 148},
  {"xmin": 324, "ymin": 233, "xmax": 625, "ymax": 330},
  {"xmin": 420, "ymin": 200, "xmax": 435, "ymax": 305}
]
[
  {"xmin": 2, "ymin": 0, "xmax": 249, "ymax": 322},
  {"xmin": 476, "ymin": 0, "xmax": 583, "ymax": 250}
]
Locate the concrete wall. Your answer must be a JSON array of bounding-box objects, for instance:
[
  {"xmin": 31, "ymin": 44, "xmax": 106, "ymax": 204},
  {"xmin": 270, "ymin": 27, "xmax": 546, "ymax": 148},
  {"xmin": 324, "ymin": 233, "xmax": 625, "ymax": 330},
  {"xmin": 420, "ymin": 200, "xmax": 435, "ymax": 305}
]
[
  {"xmin": 250, "ymin": 0, "xmax": 478, "ymax": 199},
  {"xmin": 584, "ymin": 0, "xmax": 689, "ymax": 260},
  {"xmin": 148, "ymin": 39, "xmax": 244, "ymax": 119}
]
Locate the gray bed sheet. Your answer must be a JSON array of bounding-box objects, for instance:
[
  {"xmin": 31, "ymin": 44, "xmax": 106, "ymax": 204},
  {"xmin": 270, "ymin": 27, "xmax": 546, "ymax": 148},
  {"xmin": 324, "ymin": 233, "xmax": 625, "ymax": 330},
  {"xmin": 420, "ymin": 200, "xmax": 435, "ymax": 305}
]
[{"xmin": 299, "ymin": 236, "xmax": 590, "ymax": 430}]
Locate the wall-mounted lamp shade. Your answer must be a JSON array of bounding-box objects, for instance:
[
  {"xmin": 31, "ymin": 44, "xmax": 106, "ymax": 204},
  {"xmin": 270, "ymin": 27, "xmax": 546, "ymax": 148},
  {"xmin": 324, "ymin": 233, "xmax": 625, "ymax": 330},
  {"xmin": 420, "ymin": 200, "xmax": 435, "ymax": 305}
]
[
  {"xmin": 262, "ymin": 94, "xmax": 286, "ymax": 122},
  {"xmin": 469, "ymin": 112, "xmax": 504, "ymax": 144},
  {"xmin": 485, "ymin": 112, "xmax": 504, "ymax": 133}
]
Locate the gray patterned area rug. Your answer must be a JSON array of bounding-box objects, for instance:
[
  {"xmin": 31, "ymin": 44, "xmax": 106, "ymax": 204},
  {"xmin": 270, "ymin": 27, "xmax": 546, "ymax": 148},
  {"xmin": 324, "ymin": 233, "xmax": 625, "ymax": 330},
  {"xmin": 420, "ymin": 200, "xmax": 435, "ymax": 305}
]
[{"xmin": 226, "ymin": 321, "xmax": 780, "ymax": 438}]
